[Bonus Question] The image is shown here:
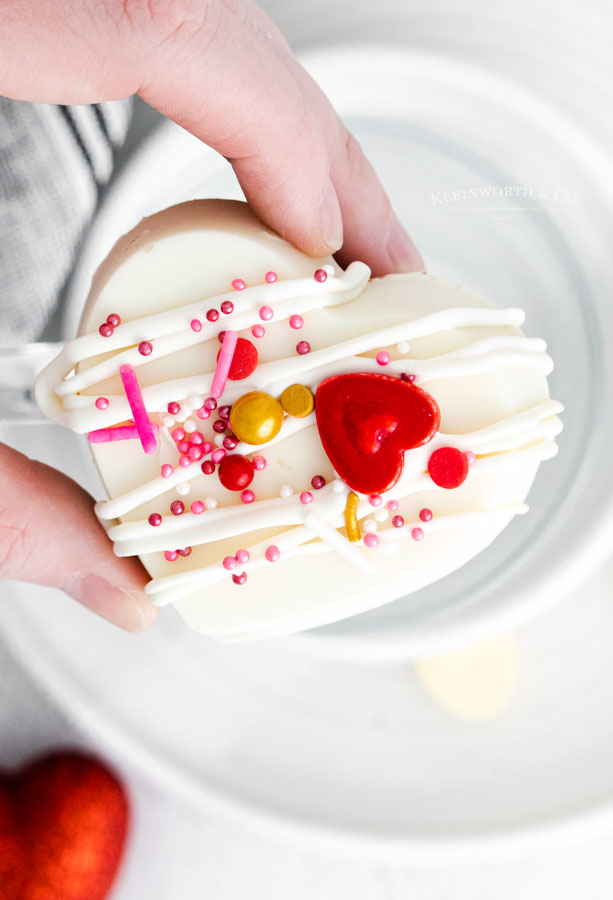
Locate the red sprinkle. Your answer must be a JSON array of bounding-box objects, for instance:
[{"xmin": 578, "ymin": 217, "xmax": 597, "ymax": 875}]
[
  {"xmin": 167, "ymin": 402, "xmax": 181, "ymax": 415},
  {"xmin": 206, "ymin": 309, "xmax": 220, "ymax": 323},
  {"xmin": 99, "ymin": 323, "xmax": 113, "ymax": 338},
  {"xmin": 419, "ymin": 507, "xmax": 433, "ymax": 522},
  {"xmin": 170, "ymin": 500, "xmax": 185, "ymax": 516},
  {"xmin": 314, "ymin": 268, "xmax": 328, "ymax": 283},
  {"xmin": 218, "ymin": 405, "xmax": 231, "ymax": 420},
  {"xmin": 201, "ymin": 460, "xmax": 215, "ymax": 475},
  {"xmin": 428, "ymin": 447, "xmax": 469, "ymax": 490},
  {"xmin": 213, "ymin": 419, "xmax": 227, "ymax": 433},
  {"xmin": 400, "ymin": 373, "xmax": 416, "ymax": 383},
  {"xmin": 138, "ymin": 341, "xmax": 153, "ymax": 356},
  {"xmin": 221, "ymin": 300, "xmax": 234, "ymax": 315},
  {"xmin": 218, "ymin": 455, "xmax": 254, "ymax": 491},
  {"xmin": 392, "ymin": 515, "xmax": 404, "ymax": 528},
  {"xmin": 148, "ymin": 513, "xmax": 162, "ymax": 527},
  {"xmin": 217, "ymin": 337, "xmax": 258, "ymax": 381},
  {"xmin": 106, "ymin": 313, "xmax": 121, "ymax": 327},
  {"xmin": 232, "ymin": 571, "xmax": 247, "ymax": 585},
  {"xmin": 177, "ymin": 547, "xmax": 192, "ymax": 557},
  {"xmin": 223, "ymin": 435, "xmax": 238, "ymax": 450},
  {"xmin": 311, "ymin": 475, "xmax": 326, "ymax": 489},
  {"xmin": 296, "ymin": 341, "xmax": 311, "ymax": 355}
]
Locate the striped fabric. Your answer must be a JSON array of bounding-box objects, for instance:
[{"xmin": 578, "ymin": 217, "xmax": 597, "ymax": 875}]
[{"xmin": 0, "ymin": 97, "xmax": 132, "ymax": 342}]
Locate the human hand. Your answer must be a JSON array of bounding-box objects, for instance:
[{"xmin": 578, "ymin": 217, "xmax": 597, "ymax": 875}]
[{"xmin": 0, "ymin": 0, "xmax": 424, "ymax": 630}]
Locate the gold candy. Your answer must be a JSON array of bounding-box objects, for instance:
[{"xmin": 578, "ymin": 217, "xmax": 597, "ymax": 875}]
[
  {"xmin": 229, "ymin": 391, "xmax": 284, "ymax": 445},
  {"xmin": 280, "ymin": 383, "xmax": 314, "ymax": 418}
]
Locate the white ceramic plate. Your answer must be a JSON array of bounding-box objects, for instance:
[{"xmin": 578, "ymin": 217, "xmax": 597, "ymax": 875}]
[{"xmin": 3, "ymin": 40, "xmax": 613, "ymax": 859}]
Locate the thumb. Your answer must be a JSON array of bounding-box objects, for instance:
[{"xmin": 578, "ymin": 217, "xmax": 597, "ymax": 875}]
[{"xmin": 0, "ymin": 443, "xmax": 157, "ymax": 632}]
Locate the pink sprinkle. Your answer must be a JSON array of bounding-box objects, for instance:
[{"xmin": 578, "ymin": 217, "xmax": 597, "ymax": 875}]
[
  {"xmin": 296, "ymin": 340, "xmax": 311, "ymax": 355},
  {"xmin": 364, "ymin": 532, "xmax": 379, "ymax": 548},
  {"xmin": 265, "ymin": 271, "xmax": 277, "ymax": 283},
  {"xmin": 189, "ymin": 432, "xmax": 204, "ymax": 445},
  {"xmin": 259, "ymin": 306, "xmax": 273, "ymax": 321},
  {"xmin": 369, "ymin": 494, "xmax": 383, "ymax": 507},
  {"xmin": 218, "ymin": 405, "xmax": 231, "ymax": 420},
  {"xmin": 465, "ymin": 450, "xmax": 476, "ymax": 465},
  {"xmin": 211, "ymin": 448, "xmax": 226, "ymax": 464},
  {"xmin": 167, "ymin": 402, "xmax": 181, "ymax": 416},
  {"xmin": 221, "ymin": 300, "xmax": 234, "ymax": 315},
  {"xmin": 311, "ymin": 475, "xmax": 325, "ymax": 490},
  {"xmin": 392, "ymin": 515, "xmax": 404, "ymax": 528},
  {"xmin": 87, "ymin": 423, "xmax": 159, "ymax": 444},
  {"xmin": 161, "ymin": 464, "xmax": 174, "ymax": 478},
  {"xmin": 265, "ymin": 545, "xmax": 280, "ymax": 562},
  {"xmin": 252, "ymin": 325, "xmax": 265, "ymax": 338},
  {"xmin": 138, "ymin": 341, "xmax": 153, "ymax": 356},
  {"xmin": 210, "ymin": 329, "xmax": 238, "ymax": 399},
  {"xmin": 201, "ymin": 460, "xmax": 215, "ymax": 475},
  {"xmin": 386, "ymin": 499, "xmax": 399, "ymax": 512},
  {"xmin": 411, "ymin": 527, "xmax": 424, "ymax": 541},
  {"xmin": 179, "ymin": 455, "xmax": 191, "ymax": 468},
  {"xmin": 376, "ymin": 351, "xmax": 391, "ymax": 366},
  {"xmin": 314, "ymin": 268, "xmax": 328, "ymax": 283},
  {"xmin": 164, "ymin": 550, "xmax": 178, "ymax": 562},
  {"xmin": 223, "ymin": 435, "xmax": 238, "ymax": 451},
  {"xmin": 177, "ymin": 440, "xmax": 189, "ymax": 454},
  {"xmin": 106, "ymin": 313, "xmax": 121, "ymax": 327},
  {"xmin": 223, "ymin": 556, "xmax": 238, "ymax": 571},
  {"xmin": 119, "ymin": 364, "xmax": 157, "ymax": 454},
  {"xmin": 172, "ymin": 428, "xmax": 185, "ymax": 442},
  {"xmin": 190, "ymin": 319, "xmax": 202, "ymax": 333},
  {"xmin": 232, "ymin": 571, "xmax": 247, "ymax": 585},
  {"xmin": 252, "ymin": 456, "xmax": 267, "ymax": 471},
  {"xmin": 196, "ymin": 406, "xmax": 211, "ymax": 420},
  {"xmin": 241, "ymin": 489, "xmax": 255, "ymax": 504},
  {"xmin": 202, "ymin": 441, "xmax": 214, "ymax": 455},
  {"xmin": 148, "ymin": 513, "xmax": 162, "ymax": 527},
  {"xmin": 300, "ymin": 491, "xmax": 313, "ymax": 505},
  {"xmin": 206, "ymin": 309, "xmax": 219, "ymax": 323},
  {"xmin": 213, "ymin": 419, "xmax": 227, "ymax": 433},
  {"xmin": 99, "ymin": 323, "xmax": 113, "ymax": 338},
  {"xmin": 170, "ymin": 500, "xmax": 184, "ymax": 516},
  {"xmin": 95, "ymin": 397, "xmax": 109, "ymax": 410},
  {"xmin": 191, "ymin": 500, "xmax": 205, "ymax": 515},
  {"xmin": 204, "ymin": 397, "xmax": 217, "ymax": 411},
  {"xmin": 231, "ymin": 279, "xmax": 246, "ymax": 291},
  {"xmin": 419, "ymin": 508, "xmax": 433, "ymax": 522},
  {"xmin": 400, "ymin": 373, "xmax": 416, "ymax": 383},
  {"xmin": 236, "ymin": 548, "xmax": 250, "ymax": 564},
  {"xmin": 188, "ymin": 446, "xmax": 204, "ymax": 462},
  {"xmin": 289, "ymin": 315, "xmax": 304, "ymax": 330}
]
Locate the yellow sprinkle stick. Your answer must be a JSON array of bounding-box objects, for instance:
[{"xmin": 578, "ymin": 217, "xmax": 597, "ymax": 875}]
[{"xmin": 344, "ymin": 491, "xmax": 361, "ymax": 543}]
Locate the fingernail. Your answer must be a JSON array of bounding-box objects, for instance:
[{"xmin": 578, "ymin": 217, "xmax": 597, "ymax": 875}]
[
  {"xmin": 66, "ymin": 574, "xmax": 158, "ymax": 633},
  {"xmin": 385, "ymin": 218, "xmax": 425, "ymax": 273},
  {"xmin": 320, "ymin": 178, "xmax": 343, "ymax": 253}
]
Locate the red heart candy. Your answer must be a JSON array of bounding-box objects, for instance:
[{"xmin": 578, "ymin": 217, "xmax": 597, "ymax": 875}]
[
  {"xmin": 315, "ymin": 373, "xmax": 440, "ymax": 495},
  {"xmin": 0, "ymin": 752, "xmax": 129, "ymax": 900}
]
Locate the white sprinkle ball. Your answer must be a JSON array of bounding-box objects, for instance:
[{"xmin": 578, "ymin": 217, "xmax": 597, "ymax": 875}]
[
  {"xmin": 214, "ymin": 434, "xmax": 225, "ymax": 447},
  {"xmin": 374, "ymin": 508, "xmax": 389, "ymax": 523},
  {"xmin": 183, "ymin": 419, "xmax": 197, "ymax": 433},
  {"xmin": 363, "ymin": 518, "xmax": 378, "ymax": 532},
  {"xmin": 280, "ymin": 484, "xmax": 293, "ymax": 498},
  {"xmin": 176, "ymin": 482, "xmax": 191, "ymax": 496},
  {"xmin": 162, "ymin": 415, "xmax": 175, "ymax": 429},
  {"xmin": 323, "ymin": 264, "xmax": 335, "ymax": 277},
  {"xmin": 331, "ymin": 481, "xmax": 344, "ymax": 494},
  {"xmin": 189, "ymin": 394, "xmax": 204, "ymax": 409},
  {"xmin": 396, "ymin": 341, "xmax": 410, "ymax": 354},
  {"xmin": 204, "ymin": 497, "xmax": 218, "ymax": 510},
  {"xmin": 175, "ymin": 410, "xmax": 189, "ymax": 423}
]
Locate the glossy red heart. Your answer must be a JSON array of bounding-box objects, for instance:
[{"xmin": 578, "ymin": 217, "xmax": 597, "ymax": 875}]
[
  {"xmin": 315, "ymin": 373, "xmax": 440, "ymax": 495},
  {"xmin": 0, "ymin": 752, "xmax": 129, "ymax": 900}
]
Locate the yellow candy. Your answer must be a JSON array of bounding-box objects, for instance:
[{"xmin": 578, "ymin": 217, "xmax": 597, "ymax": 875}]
[
  {"xmin": 230, "ymin": 391, "xmax": 284, "ymax": 445},
  {"xmin": 280, "ymin": 383, "xmax": 314, "ymax": 418}
]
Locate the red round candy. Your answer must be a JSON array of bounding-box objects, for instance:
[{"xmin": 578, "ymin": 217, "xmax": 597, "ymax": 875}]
[
  {"xmin": 217, "ymin": 337, "xmax": 258, "ymax": 380},
  {"xmin": 217, "ymin": 454, "xmax": 254, "ymax": 491},
  {"xmin": 427, "ymin": 446, "xmax": 469, "ymax": 489}
]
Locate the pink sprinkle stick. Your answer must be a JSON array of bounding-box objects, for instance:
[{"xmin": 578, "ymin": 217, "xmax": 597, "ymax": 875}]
[
  {"xmin": 119, "ymin": 364, "xmax": 158, "ymax": 454},
  {"xmin": 210, "ymin": 329, "xmax": 238, "ymax": 399},
  {"xmin": 87, "ymin": 423, "xmax": 159, "ymax": 444}
]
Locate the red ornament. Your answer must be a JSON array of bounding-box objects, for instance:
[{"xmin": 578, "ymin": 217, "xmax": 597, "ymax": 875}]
[
  {"xmin": 217, "ymin": 454, "xmax": 254, "ymax": 491},
  {"xmin": 216, "ymin": 337, "xmax": 258, "ymax": 380},
  {"xmin": 315, "ymin": 373, "xmax": 440, "ymax": 495},
  {"xmin": 0, "ymin": 751, "xmax": 128, "ymax": 900},
  {"xmin": 427, "ymin": 446, "xmax": 469, "ymax": 489}
]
